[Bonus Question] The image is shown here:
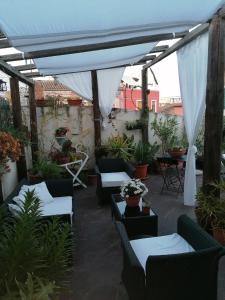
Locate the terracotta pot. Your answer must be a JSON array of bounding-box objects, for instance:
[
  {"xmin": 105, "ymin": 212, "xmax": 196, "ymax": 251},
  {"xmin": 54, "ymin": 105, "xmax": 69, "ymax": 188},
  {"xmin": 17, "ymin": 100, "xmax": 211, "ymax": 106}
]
[
  {"xmin": 134, "ymin": 164, "xmax": 148, "ymax": 179},
  {"xmin": 125, "ymin": 195, "xmax": 141, "ymax": 207},
  {"xmin": 67, "ymin": 99, "xmax": 82, "ymax": 106},
  {"xmin": 168, "ymin": 148, "xmax": 186, "ymax": 158},
  {"xmin": 213, "ymin": 227, "xmax": 225, "ymax": 245},
  {"xmin": 57, "ymin": 156, "xmax": 71, "ymax": 165},
  {"xmin": 88, "ymin": 174, "xmax": 97, "ymax": 186},
  {"xmin": 142, "ymin": 206, "xmax": 150, "ymax": 214},
  {"xmin": 27, "ymin": 172, "xmax": 43, "ymax": 183}
]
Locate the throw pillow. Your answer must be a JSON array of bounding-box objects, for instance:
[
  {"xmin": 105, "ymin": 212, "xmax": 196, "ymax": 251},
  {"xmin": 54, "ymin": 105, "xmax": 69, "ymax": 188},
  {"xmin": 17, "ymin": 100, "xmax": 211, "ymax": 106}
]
[{"xmin": 13, "ymin": 182, "xmax": 54, "ymax": 206}]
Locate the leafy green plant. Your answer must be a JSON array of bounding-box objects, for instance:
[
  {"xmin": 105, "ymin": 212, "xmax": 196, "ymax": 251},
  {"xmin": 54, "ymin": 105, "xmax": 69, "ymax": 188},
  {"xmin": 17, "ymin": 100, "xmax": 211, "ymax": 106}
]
[
  {"xmin": 3, "ymin": 273, "xmax": 56, "ymax": 300},
  {"xmin": 151, "ymin": 116, "xmax": 178, "ymax": 154},
  {"xmin": 125, "ymin": 120, "xmax": 144, "ymax": 130},
  {"xmin": 29, "ymin": 160, "xmax": 62, "ymax": 179},
  {"xmin": 133, "ymin": 142, "xmax": 159, "ymax": 165},
  {"xmin": 105, "ymin": 134, "xmax": 134, "ymax": 161},
  {"xmin": 195, "ymin": 182, "xmax": 225, "ymax": 231},
  {"xmin": 0, "ymin": 191, "xmax": 72, "ymax": 298}
]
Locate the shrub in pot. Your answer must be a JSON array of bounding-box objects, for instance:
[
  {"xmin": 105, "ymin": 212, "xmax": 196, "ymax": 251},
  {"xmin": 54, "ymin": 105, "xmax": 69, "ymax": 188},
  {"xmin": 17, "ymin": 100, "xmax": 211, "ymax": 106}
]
[
  {"xmin": 105, "ymin": 134, "xmax": 134, "ymax": 162},
  {"xmin": 28, "ymin": 159, "xmax": 62, "ymax": 182},
  {"xmin": 196, "ymin": 183, "xmax": 225, "ymax": 244},
  {"xmin": 133, "ymin": 142, "xmax": 159, "ymax": 179}
]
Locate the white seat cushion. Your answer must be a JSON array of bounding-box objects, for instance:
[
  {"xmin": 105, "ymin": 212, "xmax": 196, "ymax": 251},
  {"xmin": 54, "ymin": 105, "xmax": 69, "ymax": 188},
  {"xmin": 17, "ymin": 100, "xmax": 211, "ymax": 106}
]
[
  {"xmin": 130, "ymin": 233, "xmax": 194, "ymax": 271},
  {"xmin": 101, "ymin": 172, "xmax": 131, "ymax": 188},
  {"xmin": 9, "ymin": 196, "xmax": 73, "ymax": 218},
  {"xmin": 40, "ymin": 196, "xmax": 73, "ymax": 217}
]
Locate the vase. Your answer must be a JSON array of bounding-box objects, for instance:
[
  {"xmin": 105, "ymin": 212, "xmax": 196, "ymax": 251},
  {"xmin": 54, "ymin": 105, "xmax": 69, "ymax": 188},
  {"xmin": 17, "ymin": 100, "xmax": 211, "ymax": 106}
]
[
  {"xmin": 134, "ymin": 164, "xmax": 148, "ymax": 179},
  {"xmin": 125, "ymin": 195, "xmax": 141, "ymax": 207}
]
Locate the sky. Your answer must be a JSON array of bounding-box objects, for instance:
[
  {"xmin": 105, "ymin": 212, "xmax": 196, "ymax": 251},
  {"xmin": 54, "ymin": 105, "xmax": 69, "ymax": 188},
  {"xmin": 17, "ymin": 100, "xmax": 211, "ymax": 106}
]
[{"xmin": 123, "ymin": 40, "xmax": 181, "ymax": 98}]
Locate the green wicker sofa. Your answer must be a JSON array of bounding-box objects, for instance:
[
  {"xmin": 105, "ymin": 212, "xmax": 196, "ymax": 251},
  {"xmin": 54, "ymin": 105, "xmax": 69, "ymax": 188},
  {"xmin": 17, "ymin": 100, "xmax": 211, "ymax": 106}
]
[{"xmin": 116, "ymin": 214, "xmax": 225, "ymax": 300}]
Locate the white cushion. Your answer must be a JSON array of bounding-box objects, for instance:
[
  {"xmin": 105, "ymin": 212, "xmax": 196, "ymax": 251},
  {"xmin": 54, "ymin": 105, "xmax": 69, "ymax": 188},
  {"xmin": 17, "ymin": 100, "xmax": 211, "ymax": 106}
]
[
  {"xmin": 130, "ymin": 233, "xmax": 195, "ymax": 271},
  {"xmin": 9, "ymin": 196, "xmax": 73, "ymax": 218},
  {"xmin": 13, "ymin": 182, "xmax": 54, "ymax": 205},
  {"xmin": 101, "ymin": 172, "xmax": 131, "ymax": 188},
  {"xmin": 8, "ymin": 203, "xmax": 21, "ymax": 216},
  {"xmin": 40, "ymin": 196, "xmax": 73, "ymax": 217}
]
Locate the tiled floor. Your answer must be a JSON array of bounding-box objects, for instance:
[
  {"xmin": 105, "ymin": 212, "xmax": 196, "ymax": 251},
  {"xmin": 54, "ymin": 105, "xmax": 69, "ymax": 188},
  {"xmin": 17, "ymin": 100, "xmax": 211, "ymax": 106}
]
[{"xmin": 62, "ymin": 175, "xmax": 225, "ymax": 300}]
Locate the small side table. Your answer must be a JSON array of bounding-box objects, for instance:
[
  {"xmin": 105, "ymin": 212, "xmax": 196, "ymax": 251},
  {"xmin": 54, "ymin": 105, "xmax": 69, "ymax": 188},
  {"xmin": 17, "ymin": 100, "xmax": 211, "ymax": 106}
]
[{"xmin": 111, "ymin": 194, "xmax": 158, "ymax": 238}]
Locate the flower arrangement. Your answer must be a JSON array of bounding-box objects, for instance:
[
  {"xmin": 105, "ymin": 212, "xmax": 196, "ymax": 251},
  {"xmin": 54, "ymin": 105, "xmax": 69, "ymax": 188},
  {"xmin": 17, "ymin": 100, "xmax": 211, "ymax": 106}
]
[
  {"xmin": 120, "ymin": 179, "xmax": 148, "ymax": 198},
  {"xmin": 0, "ymin": 131, "xmax": 21, "ymax": 176},
  {"xmin": 54, "ymin": 127, "xmax": 69, "ymax": 137}
]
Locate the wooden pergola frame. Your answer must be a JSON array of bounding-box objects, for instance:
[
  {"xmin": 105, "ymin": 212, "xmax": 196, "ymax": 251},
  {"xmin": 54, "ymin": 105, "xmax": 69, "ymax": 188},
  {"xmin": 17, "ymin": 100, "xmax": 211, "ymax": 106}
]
[
  {"xmin": 0, "ymin": 8, "xmax": 223, "ymax": 193},
  {"xmin": 142, "ymin": 10, "xmax": 225, "ymax": 193}
]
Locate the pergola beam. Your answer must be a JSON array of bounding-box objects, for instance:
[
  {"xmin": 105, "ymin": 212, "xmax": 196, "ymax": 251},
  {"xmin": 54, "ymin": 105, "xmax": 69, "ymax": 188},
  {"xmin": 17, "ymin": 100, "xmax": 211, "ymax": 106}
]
[
  {"xmin": 143, "ymin": 23, "xmax": 209, "ymax": 69},
  {"xmin": 15, "ymin": 63, "xmax": 36, "ymax": 71},
  {"xmin": 0, "ymin": 38, "xmax": 11, "ymax": 49},
  {"xmin": 0, "ymin": 45, "xmax": 170, "ymax": 63},
  {"xmin": 0, "ymin": 58, "xmax": 33, "ymax": 86},
  {"xmin": 148, "ymin": 45, "xmax": 169, "ymax": 53},
  {"xmin": 0, "ymin": 31, "xmax": 187, "ymax": 61},
  {"xmin": 22, "ymin": 71, "xmax": 40, "ymax": 77},
  {"xmin": 203, "ymin": 14, "xmax": 225, "ymax": 192}
]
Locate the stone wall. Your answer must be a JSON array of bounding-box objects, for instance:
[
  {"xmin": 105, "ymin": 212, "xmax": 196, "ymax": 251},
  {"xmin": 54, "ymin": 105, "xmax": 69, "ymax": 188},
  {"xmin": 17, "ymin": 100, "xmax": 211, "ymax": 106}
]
[{"xmin": 35, "ymin": 106, "xmax": 184, "ymax": 167}]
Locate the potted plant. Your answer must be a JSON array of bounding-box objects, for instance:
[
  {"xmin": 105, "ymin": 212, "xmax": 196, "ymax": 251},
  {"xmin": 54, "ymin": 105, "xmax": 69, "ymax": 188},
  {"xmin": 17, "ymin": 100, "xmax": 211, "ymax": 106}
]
[
  {"xmin": 120, "ymin": 178, "xmax": 148, "ymax": 207},
  {"xmin": 125, "ymin": 120, "xmax": 143, "ymax": 130},
  {"xmin": 105, "ymin": 134, "xmax": 134, "ymax": 162},
  {"xmin": 55, "ymin": 127, "xmax": 69, "ymax": 146},
  {"xmin": 151, "ymin": 116, "xmax": 178, "ymax": 155},
  {"xmin": 168, "ymin": 147, "xmax": 186, "ymax": 158},
  {"xmin": 0, "ymin": 131, "xmax": 21, "ymax": 177},
  {"xmin": 212, "ymin": 204, "xmax": 225, "ymax": 245},
  {"xmin": 50, "ymin": 139, "xmax": 77, "ymax": 165},
  {"xmin": 28, "ymin": 160, "xmax": 62, "ymax": 183},
  {"xmin": 133, "ymin": 142, "xmax": 159, "ymax": 179},
  {"xmin": 195, "ymin": 183, "xmax": 225, "ymax": 245}
]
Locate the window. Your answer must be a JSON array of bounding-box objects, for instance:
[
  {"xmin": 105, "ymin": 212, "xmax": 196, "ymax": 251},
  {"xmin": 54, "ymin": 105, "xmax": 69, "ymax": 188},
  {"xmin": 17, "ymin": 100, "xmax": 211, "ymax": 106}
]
[{"xmin": 151, "ymin": 100, "xmax": 157, "ymax": 112}]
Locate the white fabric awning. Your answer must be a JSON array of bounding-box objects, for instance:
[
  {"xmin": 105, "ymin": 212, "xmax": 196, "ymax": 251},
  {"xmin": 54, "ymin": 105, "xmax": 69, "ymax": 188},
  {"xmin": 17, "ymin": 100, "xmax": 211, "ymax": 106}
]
[
  {"xmin": 0, "ymin": 0, "xmax": 224, "ymax": 76},
  {"xmin": 34, "ymin": 43, "xmax": 157, "ymax": 75},
  {"xmin": 0, "ymin": 0, "xmax": 224, "ymax": 53}
]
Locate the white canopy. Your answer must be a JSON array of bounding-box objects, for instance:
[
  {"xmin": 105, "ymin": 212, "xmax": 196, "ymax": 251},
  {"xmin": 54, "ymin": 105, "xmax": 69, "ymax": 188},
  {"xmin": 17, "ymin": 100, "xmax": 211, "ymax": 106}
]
[
  {"xmin": 0, "ymin": 0, "xmax": 224, "ymax": 75},
  {"xmin": 34, "ymin": 43, "xmax": 157, "ymax": 75},
  {"xmin": 0, "ymin": 0, "xmax": 224, "ymax": 53}
]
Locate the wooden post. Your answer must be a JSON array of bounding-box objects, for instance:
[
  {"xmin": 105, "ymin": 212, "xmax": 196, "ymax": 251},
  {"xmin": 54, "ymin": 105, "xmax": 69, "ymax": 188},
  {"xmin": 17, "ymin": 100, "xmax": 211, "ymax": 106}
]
[
  {"xmin": 91, "ymin": 70, "xmax": 101, "ymax": 148},
  {"xmin": 10, "ymin": 77, "xmax": 27, "ymax": 180},
  {"xmin": 141, "ymin": 68, "xmax": 149, "ymax": 143},
  {"xmin": 203, "ymin": 14, "xmax": 225, "ymax": 193},
  {"xmin": 29, "ymin": 84, "xmax": 39, "ymax": 162}
]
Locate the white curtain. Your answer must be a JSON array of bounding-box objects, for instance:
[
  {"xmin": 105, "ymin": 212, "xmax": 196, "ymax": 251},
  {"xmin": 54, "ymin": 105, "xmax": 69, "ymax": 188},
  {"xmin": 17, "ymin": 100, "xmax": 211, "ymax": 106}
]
[
  {"xmin": 57, "ymin": 72, "xmax": 92, "ymax": 100},
  {"xmin": 97, "ymin": 67, "xmax": 125, "ymax": 124},
  {"xmin": 177, "ymin": 32, "xmax": 209, "ymax": 206}
]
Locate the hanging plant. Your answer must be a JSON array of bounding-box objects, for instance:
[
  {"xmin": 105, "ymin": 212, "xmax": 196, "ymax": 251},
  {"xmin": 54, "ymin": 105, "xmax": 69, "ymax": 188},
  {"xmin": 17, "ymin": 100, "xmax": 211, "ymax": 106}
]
[{"xmin": 0, "ymin": 131, "xmax": 21, "ymax": 177}]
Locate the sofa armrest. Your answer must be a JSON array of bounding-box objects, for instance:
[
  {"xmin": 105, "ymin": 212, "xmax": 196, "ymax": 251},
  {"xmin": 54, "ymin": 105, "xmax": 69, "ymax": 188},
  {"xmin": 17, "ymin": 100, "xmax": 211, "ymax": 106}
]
[
  {"xmin": 115, "ymin": 221, "xmax": 146, "ymax": 300},
  {"xmin": 123, "ymin": 162, "xmax": 135, "ymax": 178},
  {"xmin": 146, "ymin": 246, "xmax": 222, "ymax": 300},
  {"xmin": 177, "ymin": 214, "xmax": 221, "ymax": 250},
  {"xmin": 45, "ymin": 179, "xmax": 74, "ymax": 197}
]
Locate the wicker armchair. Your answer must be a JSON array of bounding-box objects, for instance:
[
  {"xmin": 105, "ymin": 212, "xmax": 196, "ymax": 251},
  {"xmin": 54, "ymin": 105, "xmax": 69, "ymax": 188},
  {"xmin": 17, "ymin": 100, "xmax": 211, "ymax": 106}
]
[
  {"xmin": 95, "ymin": 158, "xmax": 135, "ymax": 204},
  {"xmin": 116, "ymin": 215, "xmax": 225, "ymax": 300}
]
